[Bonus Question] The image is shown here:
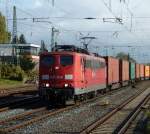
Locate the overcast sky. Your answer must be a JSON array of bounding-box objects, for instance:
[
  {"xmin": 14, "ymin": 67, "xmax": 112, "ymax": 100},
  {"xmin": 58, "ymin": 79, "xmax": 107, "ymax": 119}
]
[{"xmin": 0, "ymin": 0, "xmax": 150, "ymax": 63}]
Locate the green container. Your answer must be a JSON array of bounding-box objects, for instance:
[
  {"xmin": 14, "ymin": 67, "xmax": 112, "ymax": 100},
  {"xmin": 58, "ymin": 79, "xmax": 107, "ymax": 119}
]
[{"xmin": 129, "ymin": 62, "xmax": 135, "ymax": 80}]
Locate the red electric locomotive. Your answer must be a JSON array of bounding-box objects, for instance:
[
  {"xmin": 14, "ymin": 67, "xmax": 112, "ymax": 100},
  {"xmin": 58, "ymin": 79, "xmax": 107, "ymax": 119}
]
[{"xmin": 39, "ymin": 45, "xmax": 106, "ymax": 104}]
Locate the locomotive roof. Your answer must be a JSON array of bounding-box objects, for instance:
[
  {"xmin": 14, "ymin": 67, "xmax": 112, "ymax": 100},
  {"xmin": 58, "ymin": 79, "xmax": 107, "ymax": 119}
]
[
  {"xmin": 40, "ymin": 51, "xmax": 105, "ymax": 61},
  {"xmin": 42, "ymin": 45, "xmax": 104, "ymax": 58}
]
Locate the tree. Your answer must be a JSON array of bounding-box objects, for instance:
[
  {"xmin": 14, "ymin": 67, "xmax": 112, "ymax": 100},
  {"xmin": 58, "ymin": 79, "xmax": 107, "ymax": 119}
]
[
  {"xmin": 0, "ymin": 12, "xmax": 11, "ymax": 43},
  {"xmin": 20, "ymin": 55, "xmax": 35, "ymax": 73},
  {"xmin": 11, "ymin": 35, "xmax": 19, "ymax": 44},
  {"xmin": 116, "ymin": 52, "xmax": 136, "ymax": 62},
  {"xmin": 19, "ymin": 34, "xmax": 27, "ymax": 44},
  {"xmin": 39, "ymin": 40, "xmax": 48, "ymax": 54}
]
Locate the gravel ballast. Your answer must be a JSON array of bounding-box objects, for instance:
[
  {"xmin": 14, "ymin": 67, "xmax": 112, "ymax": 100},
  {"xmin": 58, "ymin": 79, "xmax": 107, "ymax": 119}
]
[{"xmin": 8, "ymin": 81, "xmax": 150, "ymax": 134}]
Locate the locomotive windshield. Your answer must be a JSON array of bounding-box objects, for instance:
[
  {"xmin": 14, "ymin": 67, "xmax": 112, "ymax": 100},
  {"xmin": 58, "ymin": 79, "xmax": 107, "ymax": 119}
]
[
  {"xmin": 41, "ymin": 56, "xmax": 54, "ymax": 67},
  {"xmin": 60, "ymin": 55, "xmax": 73, "ymax": 66}
]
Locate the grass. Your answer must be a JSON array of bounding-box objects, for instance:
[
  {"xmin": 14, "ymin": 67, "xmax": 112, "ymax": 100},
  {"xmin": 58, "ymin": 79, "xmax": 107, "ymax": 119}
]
[{"xmin": 0, "ymin": 78, "xmax": 24, "ymax": 90}]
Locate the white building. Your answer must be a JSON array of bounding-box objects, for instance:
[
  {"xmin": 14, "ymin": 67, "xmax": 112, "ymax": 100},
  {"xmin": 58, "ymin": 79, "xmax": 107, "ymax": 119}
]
[{"xmin": 0, "ymin": 43, "xmax": 40, "ymax": 62}]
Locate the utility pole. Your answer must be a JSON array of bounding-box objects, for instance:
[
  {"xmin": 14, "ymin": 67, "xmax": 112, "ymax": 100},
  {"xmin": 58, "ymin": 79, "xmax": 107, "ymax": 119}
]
[
  {"xmin": 12, "ymin": 6, "xmax": 17, "ymax": 44},
  {"xmin": 5, "ymin": 0, "xmax": 11, "ymax": 41},
  {"xmin": 51, "ymin": 27, "xmax": 59, "ymax": 51},
  {"xmin": 12, "ymin": 6, "xmax": 18, "ymax": 65},
  {"xmin": 51, "ymin": 27, "xmax": 55, "ymax": 50},
  {"xmin": 33, "ymin": 19, "xmax": 59, "ymax": 51},
  {"xmin": 52, "ymin": 0, "xmax": 55, "ymax": 7}
]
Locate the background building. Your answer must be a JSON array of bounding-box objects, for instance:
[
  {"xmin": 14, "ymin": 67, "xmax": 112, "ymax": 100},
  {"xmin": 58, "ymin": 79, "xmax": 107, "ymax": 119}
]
[{"xmin": 0, "ymin": 43, "xmax": 40, "ymax": 64}]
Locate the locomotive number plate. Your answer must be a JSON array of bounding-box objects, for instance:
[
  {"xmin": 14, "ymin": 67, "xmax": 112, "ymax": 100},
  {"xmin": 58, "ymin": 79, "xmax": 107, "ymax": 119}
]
[{"xmin": 65, "ymin": 74, "xmax": 73, "ymax": 80}]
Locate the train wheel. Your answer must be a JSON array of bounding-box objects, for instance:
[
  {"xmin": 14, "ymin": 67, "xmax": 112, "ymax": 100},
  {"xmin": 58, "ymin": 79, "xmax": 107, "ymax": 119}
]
[
  {"xmin": 61, "ymin": 96, "xmax": 66, "ymax": 106},
  {"xmin": 74, "ymin": 96, "xmax": 78, "ymax": 104},
  {"xmin": 84, "ymin": 94, "xmax": 87, "ymax": 100}
]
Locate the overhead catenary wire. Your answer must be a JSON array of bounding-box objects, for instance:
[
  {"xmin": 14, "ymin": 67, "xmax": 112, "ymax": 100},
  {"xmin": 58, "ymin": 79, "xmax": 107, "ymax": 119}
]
[
  {"xmin": 16, "ymin": 7, "xmax": 34, "ymax": 17},
  {"xmin": 101, "ymin": 0, "xmax": 147, "ymax": 46},
  {"xmin": 4, "ymin": 1, "xmax": 150, "ymax": 48}
]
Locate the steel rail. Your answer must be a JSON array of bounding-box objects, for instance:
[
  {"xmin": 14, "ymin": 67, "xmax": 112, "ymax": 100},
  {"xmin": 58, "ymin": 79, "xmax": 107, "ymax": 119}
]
[
  {"xmin": 0, "ymin": 85, "xmax": 37, "ymax": 97},
  {"xmin": 0, "ymin": 83, "xmax": 147, "ymax": 133},
  {"xmin": 0, "ymin": 86, "xmax": 127, "ymax": 133},
  {"xmin": 114, "ymin": 94, "xmax": 150, "ymax": 134},
  {"xmin": 0, "ymin": 105, "xmax": 77, "ymax": 133},
  {"xmin": 80, "ymin": 87, "xmax": 149, "ymax": 134},
  {"xmin": 0, "ymin": 96, "xmax": 39, "ymax": 113},
  {"xmin": 0, "ymin": 107, "xmax": 47, "ymax": 125}
]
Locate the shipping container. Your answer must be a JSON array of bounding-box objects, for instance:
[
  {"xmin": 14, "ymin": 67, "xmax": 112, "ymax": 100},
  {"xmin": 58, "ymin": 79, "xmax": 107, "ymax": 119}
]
[
  {"xmin": 149, "ymin": 66, "xmax": 150, "ymax": 79},
  {"xmin": 119, "ymin": 60, "xmax": 129, "ymax": 85},
  {"xmin": 105, "ymin": 56, "xmax": 119, "ymax": 88},
  {"xmin": 129, "ymin": 62, "xmax": 135, "ymax": 80},
  {"xmin": 144, "ymin": 65, "xmax": 150, "ymax": 79},
  {"xmin": 136, "ymin": 64, "xmax": 140, "ymax": 80},
  {"xmin": 139, "ymin": 64, "xmax": 144, "ymax": 80}
]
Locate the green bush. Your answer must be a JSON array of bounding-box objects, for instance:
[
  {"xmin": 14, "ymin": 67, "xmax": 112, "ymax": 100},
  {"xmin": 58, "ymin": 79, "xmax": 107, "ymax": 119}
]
[
  {"xmin": 26, "ymin": 70, "xmax": 38, "ymax": 81},
  {"xmin": 20, "ymin": 55, "xmax": 35, "ymax": 73},
  {"xmin": 0, "ymin": 64, "xmax": 25, "ymax": 81},
  {"xmin": 9, "ymin": 66, "xmax": 25, "ymax": 81},
  {"xmin": 0, "ymin": 64, "xmax": 12, "ymax": 78}
]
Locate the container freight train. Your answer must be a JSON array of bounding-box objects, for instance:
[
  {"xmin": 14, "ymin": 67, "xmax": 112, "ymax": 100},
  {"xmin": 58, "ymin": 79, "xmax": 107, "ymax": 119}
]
[{"xmin": 38, "ymin": 45, "xmax": 150, "ymax": 105}]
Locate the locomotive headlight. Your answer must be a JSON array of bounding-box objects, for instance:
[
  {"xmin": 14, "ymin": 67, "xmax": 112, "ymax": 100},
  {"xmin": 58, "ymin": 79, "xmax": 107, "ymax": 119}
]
[
  {"xmin": 64, "ymin": 83, "xmax": 68, "ymax": 87},
  {"xmin": 46, "ymin": 83, "xmax": 49, "ymax": 87}
]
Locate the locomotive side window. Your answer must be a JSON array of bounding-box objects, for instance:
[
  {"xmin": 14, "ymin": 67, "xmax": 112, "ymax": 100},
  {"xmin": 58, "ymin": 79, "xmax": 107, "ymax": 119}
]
[
  {"xmin": 100, "ymin": 62, "xmax": 106, "ymax": 68},
  {"xmin": 84, "ymin": 59, "xmax": 106, "ymax": 69},
  {"xmin": 60, "ymin": 55, "xmax": 73, "ymax": 66},
  {"xmin": 41, "ymin": 56, "xmax": 54, "ymax": 67},
  {"xmin": 85, "ymin": 60, "xmax": 91, "ymax": 68}
]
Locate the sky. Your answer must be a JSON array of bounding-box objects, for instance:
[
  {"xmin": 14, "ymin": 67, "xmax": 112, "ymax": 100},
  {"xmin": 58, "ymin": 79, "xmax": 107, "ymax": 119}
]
[{"xmin": 0, "ymin": 0, "xmax": 150, "ymax": 63}]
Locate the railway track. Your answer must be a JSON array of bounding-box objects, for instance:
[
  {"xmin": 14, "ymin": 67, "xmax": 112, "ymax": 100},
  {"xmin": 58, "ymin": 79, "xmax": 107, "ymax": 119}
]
[
  {"xmin": 114, "ymin": 94, "xmax": 150, "ymax": 134},
  {"xmin": 80, "ymin": 87, "xmax": 150, "ymax": 134},
  {"xmin": 0, "ymin": 107, "xmax": 49, "ymax": 132},
  {"xmin": 0, "ymin": 85, "xmax": 129, "ymax": 133},
  {"xmin": 0, "ymin": 85, "xmax": 37, "ymax": 98},
  {"xmin": 0, "ymin": 96, "xmax": 39, "ymax": 113},
  {"xmin": 119, "ymin": 95, "xmax": 150, "ymax": 134},
  {"xmin": 0, "ymin": 81, "xmax": 149, "ymax": 134},
  {"xmin": 0, "ymin": 104, "xmax": 77, "ymax": 133}
]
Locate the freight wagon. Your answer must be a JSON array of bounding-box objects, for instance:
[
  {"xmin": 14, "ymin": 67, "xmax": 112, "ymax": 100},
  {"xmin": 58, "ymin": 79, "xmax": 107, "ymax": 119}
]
[
  {"xmin": 144, "ymin": 65, "xmax": 150, "ymax": 80},
  {"xmin": 129, "ymin": 62, "xmax": 136, "ymax": 83},
  {"xmin": 119, "ymin": 60, "xmax": 129, "ymax": 86},
  {"xmin": 136, "ymin": 64, "xmax": 140, "ymax": 81},
  {"xmin": 105, "ymin": 56, "xmax": 120, "ymax": 89},
  {"xmin": 140, "ymin": 64, "xmax": 144, "ymax": 80}
]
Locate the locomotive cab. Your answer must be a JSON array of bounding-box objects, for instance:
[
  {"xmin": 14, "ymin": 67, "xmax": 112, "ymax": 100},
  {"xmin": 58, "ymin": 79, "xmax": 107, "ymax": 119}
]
[
  {"xmin": 39, "ymin": 45, "xmax": 107, "ymax": 105},
  {"xmin": 39, "ymin": 52, "xmax": 75, "ymax": 104}
]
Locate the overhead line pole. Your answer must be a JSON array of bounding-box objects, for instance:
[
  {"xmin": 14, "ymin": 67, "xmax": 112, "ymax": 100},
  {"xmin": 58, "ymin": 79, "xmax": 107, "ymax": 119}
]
[{"xmin": 33, "ymin": 19, "xmax": 59, "ymax": 51}]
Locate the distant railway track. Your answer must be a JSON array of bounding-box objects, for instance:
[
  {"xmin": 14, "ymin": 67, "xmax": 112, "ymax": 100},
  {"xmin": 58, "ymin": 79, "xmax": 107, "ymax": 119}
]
[
  {"xmin": 0, "ymin": 85, "xmax": 38, "ymax": 112},
  {"xmin": 0, "ymin": 96, "xmax": 39, "ymax": 113},
  {"xmin": 80, "ymin": 87, "xmax": 150, "ymax": 134},
  {"xmin": 0, "ymin": 85, "xmax": 37, "ymax": 97}
]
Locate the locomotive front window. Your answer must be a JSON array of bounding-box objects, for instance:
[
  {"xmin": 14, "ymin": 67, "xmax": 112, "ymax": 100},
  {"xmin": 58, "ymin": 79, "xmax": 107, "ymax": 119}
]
[
  {"xmin": 41, "ymin": 56, "xmax": 54, "ymax": 67},
  {"xmin": 60, "ymin": 55, "xmax": 73, "ymax": 66}
]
